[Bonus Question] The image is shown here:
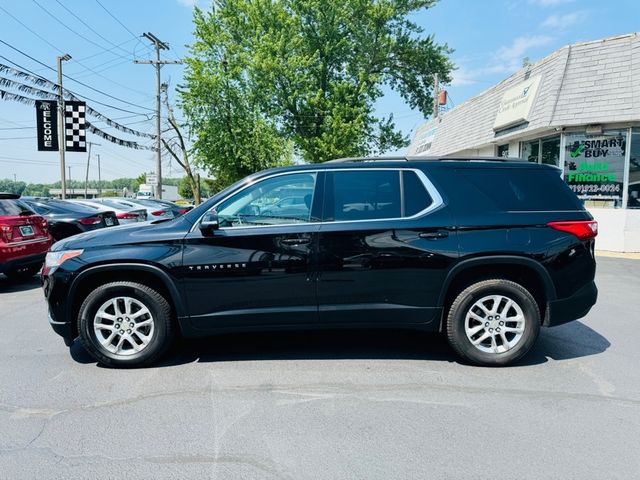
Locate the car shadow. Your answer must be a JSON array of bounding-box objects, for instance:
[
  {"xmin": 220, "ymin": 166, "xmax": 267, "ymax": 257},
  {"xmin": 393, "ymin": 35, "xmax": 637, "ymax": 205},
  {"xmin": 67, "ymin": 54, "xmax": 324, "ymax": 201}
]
[
  {"xmin": 71, "ymin": 319, "xmax": 610, "ymax": 368},
  {"xmin": 0, "ymin": 274, "xmax": 41, "ymax": 293}
]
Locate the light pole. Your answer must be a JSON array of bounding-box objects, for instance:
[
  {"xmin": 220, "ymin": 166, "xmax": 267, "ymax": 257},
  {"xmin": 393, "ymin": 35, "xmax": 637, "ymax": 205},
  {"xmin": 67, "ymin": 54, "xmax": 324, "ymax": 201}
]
[{"xmin": 57, "ymin": 53, "xmax": 72, "ymax": 199}]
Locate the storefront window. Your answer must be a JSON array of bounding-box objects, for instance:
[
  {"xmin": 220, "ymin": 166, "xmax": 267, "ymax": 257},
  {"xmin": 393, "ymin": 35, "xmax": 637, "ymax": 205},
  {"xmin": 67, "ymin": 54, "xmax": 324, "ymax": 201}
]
[
  {"xmin": 541, "ymin": 136, "xmax": 560, "ymax": 166},
  {"xmin": 563, "ymin": 130, "xmax": 626, "ymax": 208},
  {"xmin": 520, "ymin": 136, "xmax": 559, "ymax": 165},
  {"xmin": 497, "ymin": 144, "xmax": 509, "ymax": 157},
  {"xmin": 628, "ymin": 128, "xmax": 640, "ymax": 209},
  {"xmin": 521, "ymin": 139, "xmax": 539, "ymax": 163}
]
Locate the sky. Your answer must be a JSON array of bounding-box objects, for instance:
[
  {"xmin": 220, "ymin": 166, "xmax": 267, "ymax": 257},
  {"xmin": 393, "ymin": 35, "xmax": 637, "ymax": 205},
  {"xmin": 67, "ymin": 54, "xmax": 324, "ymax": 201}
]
[{"xmin": 0, "ymin": 0, "xmax": 638, "ymax": 184}]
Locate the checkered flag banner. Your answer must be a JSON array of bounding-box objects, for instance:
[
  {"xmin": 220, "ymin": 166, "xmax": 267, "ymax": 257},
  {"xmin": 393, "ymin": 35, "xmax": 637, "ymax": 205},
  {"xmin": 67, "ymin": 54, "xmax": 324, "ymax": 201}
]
[{"xmin": 64, "ymin": 100, "xmax": 87, "ymax": 152}]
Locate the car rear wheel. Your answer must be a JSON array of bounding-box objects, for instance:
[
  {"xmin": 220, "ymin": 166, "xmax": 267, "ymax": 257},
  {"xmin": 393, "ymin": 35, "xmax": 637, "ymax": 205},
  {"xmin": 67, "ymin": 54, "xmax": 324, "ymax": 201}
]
[
  {"xmin": 446, "ymin": 279, "xmax": 540, "ymax": 367},
  {"xmin": 77, "ymin": 282, "xmax": 174, "ymax": 367}
]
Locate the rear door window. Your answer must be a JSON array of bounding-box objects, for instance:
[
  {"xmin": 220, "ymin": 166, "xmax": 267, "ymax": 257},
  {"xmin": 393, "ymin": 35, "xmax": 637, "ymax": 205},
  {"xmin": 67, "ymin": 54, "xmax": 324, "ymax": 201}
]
[
  {"xmin": 326, "ymin": 170, "xmax": 401, "ymax": 221},
  {"xmin": 324, "ymin": 170, "xmax": 436, "ymax": 222}
]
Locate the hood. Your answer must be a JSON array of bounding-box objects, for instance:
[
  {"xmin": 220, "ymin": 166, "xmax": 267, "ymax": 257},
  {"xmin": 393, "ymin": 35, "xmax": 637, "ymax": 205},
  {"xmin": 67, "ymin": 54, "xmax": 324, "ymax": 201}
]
[{"xmin": 52, "ymin": 216, "xmax": 191, "ymax": 251}]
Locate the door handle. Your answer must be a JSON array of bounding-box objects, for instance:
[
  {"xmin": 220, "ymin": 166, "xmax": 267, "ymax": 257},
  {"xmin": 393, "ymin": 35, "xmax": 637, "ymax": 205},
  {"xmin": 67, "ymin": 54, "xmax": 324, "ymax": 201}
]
[
  {"xmin": 419, "ymin": 230, "xmax": 449, "ymax": 239},
  {"xmin": 281, "ymin": 237, "xmax": 311, "ymax": 245}
]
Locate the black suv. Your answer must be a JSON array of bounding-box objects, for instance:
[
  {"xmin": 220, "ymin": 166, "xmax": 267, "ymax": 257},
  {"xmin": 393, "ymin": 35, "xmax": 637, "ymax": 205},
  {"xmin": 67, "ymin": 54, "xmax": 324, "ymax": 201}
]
[{"xmin": 42, "ymin": 158, "xmax": 598, "ymax": 367}]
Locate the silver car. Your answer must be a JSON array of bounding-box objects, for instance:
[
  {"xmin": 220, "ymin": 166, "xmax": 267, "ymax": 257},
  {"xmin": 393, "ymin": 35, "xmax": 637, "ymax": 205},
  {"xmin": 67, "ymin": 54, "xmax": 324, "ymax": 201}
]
[{"xmin": 70, "ymin": 199, "xmax": 147, "ymax": 224}]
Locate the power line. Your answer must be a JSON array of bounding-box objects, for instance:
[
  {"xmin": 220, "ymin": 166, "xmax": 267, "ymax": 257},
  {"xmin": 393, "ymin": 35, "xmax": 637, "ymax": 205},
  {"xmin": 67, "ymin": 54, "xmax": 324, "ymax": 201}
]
[
  {"xmin": 53, "ymin": 0, "xmax": 145, "ymax": 59},
  {"xmin": 0, "ymin": 41, "xmax": 154, "ymax": 113},
  {"xmin": 0, "ymin": 73, "xmax": 155, "ymax": 138},
  {"xmin": 0, "ymin": 4, "xmax": 63, "ymax": 54},
  {"xmin": 74, "ymin": 38, "xmax": 140, "ymax": 63},
  {"xmin": 33, "ymin": 0, "xmax": 132, "ymax": 60},
  {"xmin": 95, "ymin": 0, "xmax": 142, "ymax": 43},
  {"xmin": 0, "ymin": 18, "xmax": 154, "ymax": 103},
  {"xmin": 0, "ymin": 54, "xmax": 149, "ymax": 116}
]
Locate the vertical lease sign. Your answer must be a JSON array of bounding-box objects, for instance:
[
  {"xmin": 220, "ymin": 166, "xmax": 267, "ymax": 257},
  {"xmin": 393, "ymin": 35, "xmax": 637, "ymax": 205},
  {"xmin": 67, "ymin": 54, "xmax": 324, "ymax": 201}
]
[{"xmin": 35, "ymin": 100, "xmax": 58, "ymax": 151}]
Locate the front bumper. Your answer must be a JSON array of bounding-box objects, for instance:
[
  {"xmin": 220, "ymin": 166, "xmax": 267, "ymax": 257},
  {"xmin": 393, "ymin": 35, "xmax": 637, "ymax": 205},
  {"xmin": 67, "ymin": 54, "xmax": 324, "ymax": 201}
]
[
  {"xmin": 544, "ymin": 280, "xmax": 598, "ymax": 327},
  {"xmin": 48, "ymin": 310, "xmax": 74, "ymax": 341}
]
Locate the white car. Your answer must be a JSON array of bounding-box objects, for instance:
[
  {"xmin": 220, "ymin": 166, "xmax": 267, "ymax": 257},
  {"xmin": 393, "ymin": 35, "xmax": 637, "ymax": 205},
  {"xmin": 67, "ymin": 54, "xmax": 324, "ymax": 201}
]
[{"xmin": 70, "ymin": 199, "xmax": 147, "ymax": 224}]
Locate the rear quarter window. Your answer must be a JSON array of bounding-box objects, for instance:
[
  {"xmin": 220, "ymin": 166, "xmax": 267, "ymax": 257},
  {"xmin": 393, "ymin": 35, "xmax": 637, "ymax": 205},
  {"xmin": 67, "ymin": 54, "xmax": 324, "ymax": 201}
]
[{"xmin": 455, "ymin": 168, "xmax": 584, "ymax": 211}]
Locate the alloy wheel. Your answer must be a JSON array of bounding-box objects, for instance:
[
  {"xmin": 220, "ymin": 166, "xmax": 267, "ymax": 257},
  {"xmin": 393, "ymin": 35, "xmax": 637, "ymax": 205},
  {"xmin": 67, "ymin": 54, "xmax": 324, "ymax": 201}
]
[
  {"xmin": 93, "ymin": 296, "xmax": 155, "ymax": 356},
  {"xmin": 464, "ymin": 294, "xmax": 526, "ymax": 354}
]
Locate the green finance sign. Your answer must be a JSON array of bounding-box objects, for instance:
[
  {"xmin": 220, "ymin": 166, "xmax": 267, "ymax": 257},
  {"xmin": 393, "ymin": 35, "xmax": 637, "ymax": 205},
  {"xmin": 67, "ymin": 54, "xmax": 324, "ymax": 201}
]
[{"xmin": 564, "ymin": 133, "xmax": 626, "ymax": 200}]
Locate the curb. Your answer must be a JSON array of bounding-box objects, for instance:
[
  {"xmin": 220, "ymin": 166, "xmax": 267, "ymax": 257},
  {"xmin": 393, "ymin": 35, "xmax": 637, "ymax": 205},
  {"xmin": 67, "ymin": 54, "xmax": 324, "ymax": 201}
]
[{"xmin": 595, "ymin": 251, "xmax": 640, "ymax": 260}]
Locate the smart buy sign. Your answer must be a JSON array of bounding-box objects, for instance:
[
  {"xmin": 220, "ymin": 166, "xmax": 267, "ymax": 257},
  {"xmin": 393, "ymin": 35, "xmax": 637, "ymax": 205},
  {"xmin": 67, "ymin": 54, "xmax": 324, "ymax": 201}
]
[{"xmin": 564, "ymin": 134, "xmax": 625, "ymax": 198}]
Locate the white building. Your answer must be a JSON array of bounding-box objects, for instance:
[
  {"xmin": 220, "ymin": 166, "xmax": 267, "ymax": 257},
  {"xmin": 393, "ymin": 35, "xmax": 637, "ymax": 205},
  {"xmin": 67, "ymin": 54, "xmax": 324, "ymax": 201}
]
[{"xmin": 408, "ymin": 33, "xmax": 640, "ymax": 252}]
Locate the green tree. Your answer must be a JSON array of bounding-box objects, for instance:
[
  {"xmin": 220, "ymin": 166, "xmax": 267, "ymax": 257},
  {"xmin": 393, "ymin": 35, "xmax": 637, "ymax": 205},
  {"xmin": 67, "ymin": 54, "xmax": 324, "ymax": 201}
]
[
  {"xmin": 181, "ymin": 0, "xmax": 452, "ymax": 170},
  {"xmin": 0, "ymin": 179, "xmax": 27, "ymax": 195}
]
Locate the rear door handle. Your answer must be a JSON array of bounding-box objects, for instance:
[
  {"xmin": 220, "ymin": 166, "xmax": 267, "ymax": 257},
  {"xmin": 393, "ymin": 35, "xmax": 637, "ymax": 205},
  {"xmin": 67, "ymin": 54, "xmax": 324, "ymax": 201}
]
[
  {"xmin": 419, "ymin": 230, "xmax": 449, "ymax": 239},
  {"xmin": 281, "ymin": 237, "xmax": 311, "ymax": 245}
]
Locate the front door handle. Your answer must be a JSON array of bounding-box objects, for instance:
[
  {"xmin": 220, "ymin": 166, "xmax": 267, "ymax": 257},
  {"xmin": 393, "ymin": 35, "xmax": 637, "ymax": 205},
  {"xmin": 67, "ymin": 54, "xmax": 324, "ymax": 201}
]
[
  {"xmin": 281, "ymin": 237, "xmax": 311, "ymax": 246},
  {"xmin": 419, "ymin": 230, "xmax": 449, "ymax": 239}
]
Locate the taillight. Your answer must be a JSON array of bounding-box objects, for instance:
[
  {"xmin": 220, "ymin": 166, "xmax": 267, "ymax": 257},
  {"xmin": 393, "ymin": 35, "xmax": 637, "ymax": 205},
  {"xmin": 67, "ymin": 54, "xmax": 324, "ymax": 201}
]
[
  {"xmin": 0, "ymin": 224, "xmax": 12, "ymax": 242},
  {"xmin": 117, "ymin": 212, "xmax": 138, "ymax": 219},
  {"xmin": 547, "ymin": 220, "xmax": 598, "ymax": 240},
  {"xmin": 151, "ymin": 210, "xmax": 167, "ymax": 216},
  {"xmin": 78, "ymin": 215, "xmax": 102, "ymax": 225}
]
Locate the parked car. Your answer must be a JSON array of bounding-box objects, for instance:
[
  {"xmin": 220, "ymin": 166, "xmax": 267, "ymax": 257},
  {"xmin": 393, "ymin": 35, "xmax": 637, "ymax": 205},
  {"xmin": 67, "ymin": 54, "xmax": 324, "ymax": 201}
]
[
  {"xmin": 0, "ymin": 193, "xmax": 52, "ymax": 280},
  {"xmin": 119, "ymin": 197, "xmax": 191, "ymax": 218},
  {"xmin": 136, "ymin": 198, "xmax": 192, "ymax": 217},
  {"xmin": 92, "ymin": 197, "xmax": 174, "ymax": 222},
  {"xmin": 69, "ymin": 199, "xmax": 147, "ymax": 224},
  {"xmin": 42, "ymin": 157, "xmax": 598, "ymax": 368},
  {"xmin": 21, "ymin": 198, "xmax": 119, "ymax": 241}
]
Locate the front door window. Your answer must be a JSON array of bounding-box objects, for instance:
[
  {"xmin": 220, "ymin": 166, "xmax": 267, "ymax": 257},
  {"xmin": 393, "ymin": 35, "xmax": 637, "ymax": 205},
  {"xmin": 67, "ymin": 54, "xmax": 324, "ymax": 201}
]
[{"xmin": 216, "ymin": 172, "xmax": 317, "ymax": 227}]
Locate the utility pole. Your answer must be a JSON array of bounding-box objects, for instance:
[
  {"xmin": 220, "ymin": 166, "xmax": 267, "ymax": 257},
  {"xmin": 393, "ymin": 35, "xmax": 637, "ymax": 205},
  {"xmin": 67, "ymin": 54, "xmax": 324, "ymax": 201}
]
[
  {"xmin": 135, "ymin": 32, "xmax": 182, "ymax": 199},
  {"xmin": 57, "ymin": 53, "xmax": 72, "ymax": 199},
  {"xmin": 433, "ymin": 73, "xmax": 439, "ymax": 119},
  {"xmin": 84, "ymin": 142, "xmax": 101, "ymax": 198},
  {"xmin": 97, "ymin": 154, "xmax": 101, "ymax": 197}
]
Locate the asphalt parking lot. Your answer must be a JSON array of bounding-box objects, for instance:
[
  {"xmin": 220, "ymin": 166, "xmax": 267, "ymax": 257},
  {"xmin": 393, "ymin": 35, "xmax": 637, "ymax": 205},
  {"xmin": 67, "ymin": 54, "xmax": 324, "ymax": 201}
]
[{"xmin": 1, "ymin": 256, "xmax": 639, "ymax": 480}]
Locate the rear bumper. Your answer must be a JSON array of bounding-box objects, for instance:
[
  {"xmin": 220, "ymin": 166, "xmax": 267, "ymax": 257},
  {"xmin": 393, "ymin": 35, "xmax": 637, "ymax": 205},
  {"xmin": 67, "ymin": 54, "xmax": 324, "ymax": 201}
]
[
  {"xmin": 545, "ymin": 280, "xmax": 598, "ymax": 327},
  {"xmin": 0, "ymin": 251, "xmax": 46, "ymax": 274}
]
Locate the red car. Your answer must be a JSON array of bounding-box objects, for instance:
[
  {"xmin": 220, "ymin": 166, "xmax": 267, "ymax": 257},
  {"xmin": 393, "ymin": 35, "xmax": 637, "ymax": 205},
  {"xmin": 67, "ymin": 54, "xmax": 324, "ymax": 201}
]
[{"xmin": 0, "ymin": 193, "xmax": 52, "ymax": 280}]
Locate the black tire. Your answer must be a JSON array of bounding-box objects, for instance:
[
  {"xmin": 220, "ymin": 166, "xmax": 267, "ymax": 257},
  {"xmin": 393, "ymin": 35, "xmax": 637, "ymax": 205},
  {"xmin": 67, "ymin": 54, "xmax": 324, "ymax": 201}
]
[
  {"xmin": 446, "ymin": 278, "xmax": 541, "ymax": 367},
  {"xmin": 5, "ymin": 265, "xmax": 40, "ymax": 282},
  {"xmin": 77, "ymin": 281, "xmax": 174, "ymax": 368}
]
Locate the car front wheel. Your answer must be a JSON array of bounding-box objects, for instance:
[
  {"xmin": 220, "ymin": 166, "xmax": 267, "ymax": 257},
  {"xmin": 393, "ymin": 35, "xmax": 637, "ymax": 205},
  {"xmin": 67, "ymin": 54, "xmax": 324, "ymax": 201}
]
[
  {"xmin": 77, "ymin": 281, "xmax": 174, "ymax": 367},
  {"xmin": 446, "ymin": 278, "xmax": 541, "ymax": 367}
]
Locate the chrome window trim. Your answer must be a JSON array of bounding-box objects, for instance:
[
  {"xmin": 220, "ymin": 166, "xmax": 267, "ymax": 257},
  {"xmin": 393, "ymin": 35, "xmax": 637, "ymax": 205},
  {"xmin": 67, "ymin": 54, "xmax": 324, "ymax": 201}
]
[{"xmin": 190, "ymin": 167, "xmax": 444, "ymax": 232}]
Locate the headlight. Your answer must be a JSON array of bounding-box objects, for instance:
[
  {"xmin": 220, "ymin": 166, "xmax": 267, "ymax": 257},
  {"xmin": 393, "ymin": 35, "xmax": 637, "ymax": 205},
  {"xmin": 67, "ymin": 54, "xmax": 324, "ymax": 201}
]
[{"xmin": 43, "ymin": 249, "xmax": 84, "ymax": 275}]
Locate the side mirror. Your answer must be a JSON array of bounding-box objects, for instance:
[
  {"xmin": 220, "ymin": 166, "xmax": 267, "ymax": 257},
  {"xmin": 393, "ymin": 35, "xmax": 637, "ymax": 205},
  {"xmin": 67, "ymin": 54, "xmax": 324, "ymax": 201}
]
[{"xmin": 199, "ymin": 210, "xmax": 219, "ymax": 236}]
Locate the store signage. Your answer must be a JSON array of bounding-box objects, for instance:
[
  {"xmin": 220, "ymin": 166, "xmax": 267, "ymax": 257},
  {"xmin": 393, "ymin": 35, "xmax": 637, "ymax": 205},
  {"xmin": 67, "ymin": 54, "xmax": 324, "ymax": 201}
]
[
  {"xmin": 145, "ymin": 174, "xmax": 158, "ymax": 186},
  {"xmin": 409, "ymin": 124, "xmax": 437, "ymax": 155},
  {"xmin": 35, "ymin": 100, "xmax": 59, "ymax": 151},
  {"xmin": 493, "ymin": 75, "xmax": 541, "ymax": 130},
  {"xmin": 564, "ymin": 132, "xmax": 626, "ymax": 200}
]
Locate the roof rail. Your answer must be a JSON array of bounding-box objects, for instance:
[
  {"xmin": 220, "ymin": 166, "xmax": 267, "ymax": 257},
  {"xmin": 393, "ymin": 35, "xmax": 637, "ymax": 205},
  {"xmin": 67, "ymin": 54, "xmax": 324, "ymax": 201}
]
[{"xmin": 326, "ymin": 155, "xmax": 522, "ymax": 163}]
